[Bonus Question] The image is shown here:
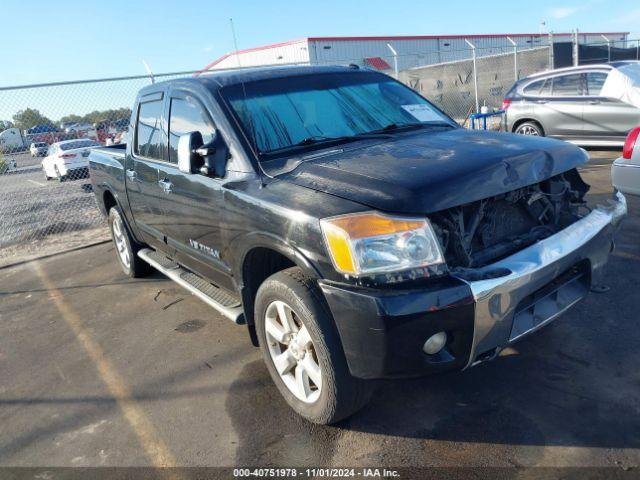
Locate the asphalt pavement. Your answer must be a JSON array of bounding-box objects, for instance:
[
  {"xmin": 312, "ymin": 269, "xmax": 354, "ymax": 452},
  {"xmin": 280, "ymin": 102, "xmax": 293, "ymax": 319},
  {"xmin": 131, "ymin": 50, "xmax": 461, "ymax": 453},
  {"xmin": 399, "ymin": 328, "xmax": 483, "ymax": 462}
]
[{"xmin": 0, "ymin": 151, "xmax": 639, "ymax": 471}]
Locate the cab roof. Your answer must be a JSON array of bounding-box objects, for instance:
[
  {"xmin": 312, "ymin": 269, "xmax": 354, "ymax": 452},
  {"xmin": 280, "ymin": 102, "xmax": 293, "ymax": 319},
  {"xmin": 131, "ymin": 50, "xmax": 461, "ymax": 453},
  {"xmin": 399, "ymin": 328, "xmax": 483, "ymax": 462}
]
[{"xmin": 138, "ymin": 64, "xmax": 372, "ymax": 95}]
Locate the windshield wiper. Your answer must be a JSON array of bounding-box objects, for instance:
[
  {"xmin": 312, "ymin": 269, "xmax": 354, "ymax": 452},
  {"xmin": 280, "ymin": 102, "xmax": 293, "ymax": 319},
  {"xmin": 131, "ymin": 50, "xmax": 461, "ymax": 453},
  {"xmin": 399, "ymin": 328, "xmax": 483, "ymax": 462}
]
[
  {"xmin": 371, "ymin": 121, "xmax": 455, "ymax": 134},
  {"xmin": 259, "ymin": 133, "xmax": 391, "ymax": 156}
]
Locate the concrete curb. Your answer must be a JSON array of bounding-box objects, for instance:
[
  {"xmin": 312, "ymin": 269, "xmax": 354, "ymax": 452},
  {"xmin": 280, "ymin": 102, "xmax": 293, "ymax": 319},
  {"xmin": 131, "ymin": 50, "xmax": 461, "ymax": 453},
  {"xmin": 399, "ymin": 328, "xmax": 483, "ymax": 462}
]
[{"xmin": 0, "ymin": 240, "xmax": 111, "ymax": 271}]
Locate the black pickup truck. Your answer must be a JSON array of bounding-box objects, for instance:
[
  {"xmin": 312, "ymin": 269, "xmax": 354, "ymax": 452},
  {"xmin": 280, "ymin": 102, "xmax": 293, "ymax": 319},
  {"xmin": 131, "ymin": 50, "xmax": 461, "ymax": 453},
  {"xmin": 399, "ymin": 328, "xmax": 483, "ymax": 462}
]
[{"xmin": 89, "ymin": 65, "xmax": 626, "ymax": 424}]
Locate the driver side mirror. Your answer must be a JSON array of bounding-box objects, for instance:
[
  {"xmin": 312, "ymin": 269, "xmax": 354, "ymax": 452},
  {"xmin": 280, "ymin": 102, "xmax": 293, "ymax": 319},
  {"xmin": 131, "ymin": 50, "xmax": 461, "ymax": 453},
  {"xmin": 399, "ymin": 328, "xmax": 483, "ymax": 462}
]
[
  {"xmin": 177, "ymin": 131, "xmax": 204, "ymax": 174},
  {"xmin": 177, "ymin": 131, "xmax": 229, "ymax": 177}
]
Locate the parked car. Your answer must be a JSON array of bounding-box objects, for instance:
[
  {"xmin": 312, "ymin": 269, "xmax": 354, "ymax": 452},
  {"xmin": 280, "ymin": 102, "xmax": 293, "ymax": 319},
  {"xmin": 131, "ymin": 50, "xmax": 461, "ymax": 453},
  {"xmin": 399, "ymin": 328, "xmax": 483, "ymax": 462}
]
[
  {"xmin": 503, "ymin": 62, "xmax": 640, "ymax": 146},
  {"xmin": 26, "ymin": 124, "xmax": 58, "ymax": 135},
  {"xmin": 30, "ymin": 142, "xmax": 48, "ymax": 157},
  {"xmin": 89, "ymin": 66, "xmax": 626, "ymax": 424},
  {"xmin": 612, "ymin": 126, "xmax": 640, "ymax": 196},
  {"xmin": 64, "ymin": 123, "xmax": 93, "ymax": 134},
  {"xmin": 42, "ymin": 138, "xmax": 101, "ymax": 181}
]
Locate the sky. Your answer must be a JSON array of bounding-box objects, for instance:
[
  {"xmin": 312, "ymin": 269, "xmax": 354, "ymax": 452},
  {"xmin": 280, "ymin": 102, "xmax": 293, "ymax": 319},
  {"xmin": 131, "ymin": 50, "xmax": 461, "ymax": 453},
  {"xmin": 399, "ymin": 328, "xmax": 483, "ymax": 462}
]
[{"xmin": 1, "ymin": 0, "xmax": 639, "ymax": 121}]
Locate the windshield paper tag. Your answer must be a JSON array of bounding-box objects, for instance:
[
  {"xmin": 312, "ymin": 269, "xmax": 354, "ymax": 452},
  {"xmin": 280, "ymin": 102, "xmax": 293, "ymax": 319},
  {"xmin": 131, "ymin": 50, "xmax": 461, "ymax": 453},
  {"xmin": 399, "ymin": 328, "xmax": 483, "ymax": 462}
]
[{"xmin": 401, "ymin": 104, "xmax": 442, "ymax": 122}]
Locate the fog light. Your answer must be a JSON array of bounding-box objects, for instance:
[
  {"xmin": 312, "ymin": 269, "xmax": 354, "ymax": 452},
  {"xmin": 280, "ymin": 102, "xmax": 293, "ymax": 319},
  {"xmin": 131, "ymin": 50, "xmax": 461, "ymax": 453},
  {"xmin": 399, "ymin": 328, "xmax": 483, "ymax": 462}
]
[{"xmin": 423, "ymin": 331, "xmax": 447, "ymax": 355}]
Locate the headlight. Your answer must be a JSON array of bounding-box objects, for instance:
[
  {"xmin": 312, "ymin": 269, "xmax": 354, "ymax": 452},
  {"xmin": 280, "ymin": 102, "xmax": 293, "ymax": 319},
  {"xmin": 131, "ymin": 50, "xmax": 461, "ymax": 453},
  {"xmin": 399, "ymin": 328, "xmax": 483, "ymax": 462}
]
[{"xmin": 320, "ymin": 212, "xmax": 444, "ymax": 276}]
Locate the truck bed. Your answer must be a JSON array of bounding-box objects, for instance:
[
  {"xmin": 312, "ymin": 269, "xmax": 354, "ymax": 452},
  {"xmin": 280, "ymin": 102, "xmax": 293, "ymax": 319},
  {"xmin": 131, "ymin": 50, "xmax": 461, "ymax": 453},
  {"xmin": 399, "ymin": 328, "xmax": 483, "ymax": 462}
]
[{"xmin": 93, "ymin": 143, "xmax": 126, "ymax": 160}]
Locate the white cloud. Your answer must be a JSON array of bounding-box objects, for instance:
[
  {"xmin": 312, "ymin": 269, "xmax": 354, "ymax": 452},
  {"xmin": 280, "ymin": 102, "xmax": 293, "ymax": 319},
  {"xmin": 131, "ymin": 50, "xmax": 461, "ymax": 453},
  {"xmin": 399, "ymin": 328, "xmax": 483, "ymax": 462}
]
[{"xmin": 548, "ymin": 6, "xmax": 580, "ymax": 19}]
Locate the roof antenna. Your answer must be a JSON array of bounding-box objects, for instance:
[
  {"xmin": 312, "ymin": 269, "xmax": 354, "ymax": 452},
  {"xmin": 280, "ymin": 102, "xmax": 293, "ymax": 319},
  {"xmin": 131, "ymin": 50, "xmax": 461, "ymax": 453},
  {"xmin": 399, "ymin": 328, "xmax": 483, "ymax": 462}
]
[
  {"xmin": 229, "ymin": 18, "xmax": 262, "ymax": 182},
  {"xmin": 142, "ymin": 60, "xmax": 155, "ymax": 84},
  {"xmin": 230, "ymin": 18, "xmax": 242, "ymax": 68}
]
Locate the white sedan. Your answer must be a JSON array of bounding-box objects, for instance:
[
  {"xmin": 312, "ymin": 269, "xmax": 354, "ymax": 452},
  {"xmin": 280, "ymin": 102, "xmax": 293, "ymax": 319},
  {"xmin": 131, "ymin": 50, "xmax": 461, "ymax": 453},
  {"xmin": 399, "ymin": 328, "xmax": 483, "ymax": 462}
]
[
  {"xmin": 612, "ymin": 127, "xmax": 640, "ymax": 196},
  {"xmin": 42, "ymin": 139, "xmax": 101, "ymax": 181}
]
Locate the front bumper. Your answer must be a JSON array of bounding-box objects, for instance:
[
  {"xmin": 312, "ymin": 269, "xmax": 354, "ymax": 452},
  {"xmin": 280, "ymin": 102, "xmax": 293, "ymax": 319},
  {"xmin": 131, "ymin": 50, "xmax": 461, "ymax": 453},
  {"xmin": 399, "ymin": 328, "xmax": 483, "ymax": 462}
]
[{"xmin": 320, "ymin": 193, "xmax": 627, "ymax": 379}]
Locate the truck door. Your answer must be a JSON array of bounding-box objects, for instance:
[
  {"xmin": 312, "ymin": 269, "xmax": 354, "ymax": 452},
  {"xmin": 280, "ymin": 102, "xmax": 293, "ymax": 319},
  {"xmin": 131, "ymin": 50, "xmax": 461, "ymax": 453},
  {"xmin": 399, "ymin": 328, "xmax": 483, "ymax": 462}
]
[
  {"xmin": 154, "ymin": 91, "xmax": 234, "ymax": 291},
  {"xmin": 126, "ymin": 92, "xmax": 166, "ymax": 246}
]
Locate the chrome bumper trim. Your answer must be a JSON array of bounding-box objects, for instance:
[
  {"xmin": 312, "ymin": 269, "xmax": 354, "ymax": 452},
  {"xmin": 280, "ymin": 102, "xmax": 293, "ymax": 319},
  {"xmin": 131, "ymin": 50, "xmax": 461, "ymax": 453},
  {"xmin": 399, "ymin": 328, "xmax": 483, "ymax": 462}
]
[{"xmin": 456, "ymin": 192, "xmax": 627, "ymax": 368}]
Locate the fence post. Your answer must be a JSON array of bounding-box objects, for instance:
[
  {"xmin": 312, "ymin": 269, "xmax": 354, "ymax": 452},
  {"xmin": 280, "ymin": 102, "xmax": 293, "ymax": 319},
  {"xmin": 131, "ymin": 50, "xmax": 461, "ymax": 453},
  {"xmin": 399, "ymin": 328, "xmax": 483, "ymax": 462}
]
[
  {"xmin": 465, "ymin": 39, "xmax": 479, "ymax": 114},
  {"xmin": 601, "ymin": 34, "xmax": 611, "ymax": 62},
  {"xmin": 507, "ymin": 36, "xmax": 517, "ymax": 81},
  {"xmin": 548, "ymin": 31, "xmax": 554, "ymax": 68},
  {"xmin": 386, "ymin": 43, "xmax": 399, "ymax": 79}
]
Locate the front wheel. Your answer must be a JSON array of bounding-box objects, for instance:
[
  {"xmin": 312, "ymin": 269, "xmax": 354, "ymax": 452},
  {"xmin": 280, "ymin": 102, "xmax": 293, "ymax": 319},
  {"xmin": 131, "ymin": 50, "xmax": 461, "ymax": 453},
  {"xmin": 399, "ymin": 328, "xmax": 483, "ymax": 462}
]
[
  {"xmin": 255, "ymin": 267, "xmax": 373, "ymax": 424},
  {"xmin": 108, "ymin": 206, "xmax": 152, "ymax": 278}
]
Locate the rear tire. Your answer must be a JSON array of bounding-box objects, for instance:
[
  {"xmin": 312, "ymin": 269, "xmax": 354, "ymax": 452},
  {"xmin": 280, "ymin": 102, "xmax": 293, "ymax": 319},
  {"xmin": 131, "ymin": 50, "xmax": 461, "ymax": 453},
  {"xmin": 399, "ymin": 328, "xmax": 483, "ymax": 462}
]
[
  {"xmin": 514, "ymin": 121, "xmax": 544, "ymax": 137},
  {"xmin": 255, "ymin": 267, "xmax": 373, "ymax": 424},
  {"xmin": 108, "ymin": 206, "xmax": 152, "ymax": 278},
  {"xmin": 54, "ymin": 165, "xmax": 66, "ymax": 182}
]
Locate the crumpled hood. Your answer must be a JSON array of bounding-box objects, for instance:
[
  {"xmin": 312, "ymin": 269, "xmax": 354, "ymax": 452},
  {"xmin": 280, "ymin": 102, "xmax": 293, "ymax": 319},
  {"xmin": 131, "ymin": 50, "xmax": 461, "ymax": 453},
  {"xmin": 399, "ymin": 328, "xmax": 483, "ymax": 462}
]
[{"xmin": 276, "ymin": 129, "xmax": 588, "ymax": 214}]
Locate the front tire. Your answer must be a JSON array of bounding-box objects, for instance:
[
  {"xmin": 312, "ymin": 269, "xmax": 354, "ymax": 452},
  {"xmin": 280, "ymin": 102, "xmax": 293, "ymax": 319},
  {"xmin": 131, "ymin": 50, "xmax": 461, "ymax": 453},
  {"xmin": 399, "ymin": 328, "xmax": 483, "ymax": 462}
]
[
  {"xmin": 514, "ymin": 121, "xmax": 544, "ymax": 136},
  {"xmin": 108, "ymin": 206, "xmax": 152, "ymax": 278},
  {"xmin": 255, "ymin": 267, "xmax": 373, "ymax": 424}
]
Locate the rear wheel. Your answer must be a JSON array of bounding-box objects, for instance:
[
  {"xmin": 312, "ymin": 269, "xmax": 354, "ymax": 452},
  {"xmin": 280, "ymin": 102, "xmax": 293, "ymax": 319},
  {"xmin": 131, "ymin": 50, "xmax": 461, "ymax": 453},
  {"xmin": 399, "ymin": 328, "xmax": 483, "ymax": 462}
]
[
  {"xmin": 108, "ymin": 206, "xmax": 152, "ymax": 278},
  {"xmin": 54, "ymin": 165, "xmax": 66, "ymax": 182},
  {"xmin": 255, "ymin": 267, "xmax": 373, "ymax": 424},
  {"xmin": 514, "ymin": 121, "xmax": 544, "ymax": 137}
]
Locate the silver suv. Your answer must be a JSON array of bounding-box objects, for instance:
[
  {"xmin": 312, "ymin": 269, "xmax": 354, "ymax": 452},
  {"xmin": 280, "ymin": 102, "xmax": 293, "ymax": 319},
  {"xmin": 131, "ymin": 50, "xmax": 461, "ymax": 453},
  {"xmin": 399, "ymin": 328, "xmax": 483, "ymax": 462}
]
[{"xmin": 504, "ymin": 62, "xmax": 640, "ymax": 146}]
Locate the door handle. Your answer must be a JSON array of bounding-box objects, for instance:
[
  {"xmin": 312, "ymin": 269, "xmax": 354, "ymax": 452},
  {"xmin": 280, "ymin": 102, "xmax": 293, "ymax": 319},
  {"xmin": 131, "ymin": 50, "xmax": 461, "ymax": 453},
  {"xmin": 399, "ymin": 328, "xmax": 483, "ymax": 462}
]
[
  {"xmin": 535, "ymin": 99, "xmax": 547, "ymax": 104},
  {"xmin": 126, "ymin": 169, "xmax": 137, "ymax": 181},
  {"xmin": 158, "ymin": 178, "xmax": 173, "ymax": 194},
  {"xmin": 588, "ymin": 100, "xmax": 601, "ymax": 105}
]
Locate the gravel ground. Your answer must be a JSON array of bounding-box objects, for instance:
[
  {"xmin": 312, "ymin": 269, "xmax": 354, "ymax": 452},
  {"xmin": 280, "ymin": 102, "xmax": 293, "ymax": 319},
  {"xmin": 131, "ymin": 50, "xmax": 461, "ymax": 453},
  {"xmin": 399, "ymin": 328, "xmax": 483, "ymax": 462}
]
[
  {"xmin": 0, "ymin": 153, "xmax": 107, "ymax": 266},
  {"xmin": 0, "ymin": 149, "xmax": 638, "ymax": 475}
]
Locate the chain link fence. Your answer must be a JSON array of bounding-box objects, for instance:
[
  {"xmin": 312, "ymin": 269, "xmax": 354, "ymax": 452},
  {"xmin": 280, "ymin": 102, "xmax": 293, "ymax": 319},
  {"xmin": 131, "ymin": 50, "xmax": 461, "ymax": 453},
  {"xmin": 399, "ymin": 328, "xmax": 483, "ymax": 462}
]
[{"xmin": 0, "ymin": 39, "xmax": 636, "ymax": 265}]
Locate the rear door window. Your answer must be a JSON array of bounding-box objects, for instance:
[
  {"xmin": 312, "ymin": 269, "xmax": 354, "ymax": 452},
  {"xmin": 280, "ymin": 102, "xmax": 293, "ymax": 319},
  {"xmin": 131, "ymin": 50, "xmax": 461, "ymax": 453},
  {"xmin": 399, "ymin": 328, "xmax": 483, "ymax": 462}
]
[
  {"xmin": 551, "ymin": 74, "xmax": 584, "ymax": 96},
  {"xmin": 586, "ymin": 72, "xmax": 608, "ymax": 96},
  {"xmin": 523, "ymin": 78, "xmax": 552, "ymax": 96},
  {"xmin": 135, "ymin": 99, "xmax": 164, "ymax": 160}
]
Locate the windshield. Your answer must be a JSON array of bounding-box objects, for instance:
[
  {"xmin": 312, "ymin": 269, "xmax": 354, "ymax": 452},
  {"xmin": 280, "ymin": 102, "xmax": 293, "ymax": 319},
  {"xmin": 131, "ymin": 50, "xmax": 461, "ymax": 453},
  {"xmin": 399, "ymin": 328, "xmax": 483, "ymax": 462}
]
[
  {"xmin": 222, "ymin": 71, "xmax": 453, "ymax": 157},
  {"xmin": 59, "ymin": 140, "xmax": 100, "ymax": 150}
]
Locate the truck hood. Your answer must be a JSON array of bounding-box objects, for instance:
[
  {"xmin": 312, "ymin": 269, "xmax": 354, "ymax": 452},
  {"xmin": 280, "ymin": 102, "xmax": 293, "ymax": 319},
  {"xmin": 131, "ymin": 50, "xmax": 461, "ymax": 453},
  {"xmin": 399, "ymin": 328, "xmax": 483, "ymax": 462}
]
[{"xmin": 276, "ymin": 129, "xmax": 588, "ymax": 214}]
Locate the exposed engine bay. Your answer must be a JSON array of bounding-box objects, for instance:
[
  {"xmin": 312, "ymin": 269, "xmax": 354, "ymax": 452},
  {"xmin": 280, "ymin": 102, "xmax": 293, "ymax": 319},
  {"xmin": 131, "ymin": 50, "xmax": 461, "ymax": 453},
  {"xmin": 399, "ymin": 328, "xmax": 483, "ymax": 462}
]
[{"xmin": 431, "ymin": 168, "xmax": 591, "ymax": 269}]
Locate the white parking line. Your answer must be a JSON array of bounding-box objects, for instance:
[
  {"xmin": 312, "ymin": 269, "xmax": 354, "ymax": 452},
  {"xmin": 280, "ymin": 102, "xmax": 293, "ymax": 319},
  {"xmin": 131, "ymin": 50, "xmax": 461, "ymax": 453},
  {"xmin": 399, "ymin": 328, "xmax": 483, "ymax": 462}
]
[{"xmin": 27, "ymin": 179, "xmax": 47, "ymax": 187}]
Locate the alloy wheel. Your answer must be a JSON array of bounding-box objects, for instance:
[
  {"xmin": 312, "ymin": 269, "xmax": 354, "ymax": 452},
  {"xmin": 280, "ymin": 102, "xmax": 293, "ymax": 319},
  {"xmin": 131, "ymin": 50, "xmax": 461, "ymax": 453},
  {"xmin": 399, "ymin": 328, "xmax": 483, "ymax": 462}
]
[
  {"xmin": 112, "ymin": 215, "xmax": 131, "ymax": 269},
  {"xmin": 264, "ymin": 300, "xmax": 322, "ymax": 403},
  {"xmin": 516, "ymin": 125, "xmax": 540, "ymax": 136}
]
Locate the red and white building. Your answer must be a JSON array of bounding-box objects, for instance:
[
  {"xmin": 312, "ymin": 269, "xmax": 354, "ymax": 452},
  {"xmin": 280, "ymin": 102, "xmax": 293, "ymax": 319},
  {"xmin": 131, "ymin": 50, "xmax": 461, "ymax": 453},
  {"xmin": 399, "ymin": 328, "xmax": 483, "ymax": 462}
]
[{"xmin": 198, "ymin": 32, "xmax": 629, "ymax": 75}]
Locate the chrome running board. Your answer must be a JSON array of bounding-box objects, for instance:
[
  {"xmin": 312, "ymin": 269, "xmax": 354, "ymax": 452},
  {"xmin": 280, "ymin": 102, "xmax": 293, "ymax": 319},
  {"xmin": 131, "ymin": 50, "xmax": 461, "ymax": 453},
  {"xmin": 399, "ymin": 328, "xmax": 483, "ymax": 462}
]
[{"xmin": 138, "ymin": 248, "xmax": 245, "ymax": 324}]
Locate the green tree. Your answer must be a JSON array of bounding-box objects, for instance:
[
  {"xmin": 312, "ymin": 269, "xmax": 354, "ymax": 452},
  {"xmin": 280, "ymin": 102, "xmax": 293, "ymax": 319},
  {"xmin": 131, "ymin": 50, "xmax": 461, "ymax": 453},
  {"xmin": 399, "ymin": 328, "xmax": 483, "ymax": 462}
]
[
  {"xmin": 0, "ymin": 120, "xmax": 14, "ymax": 132},
  {"xmin": 12, "ymin": 108, "xmax": 54, "ymax": 132},
  {"xmin": 59, "ymin": 114, "xmax": 83, "ymax": 125}
]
